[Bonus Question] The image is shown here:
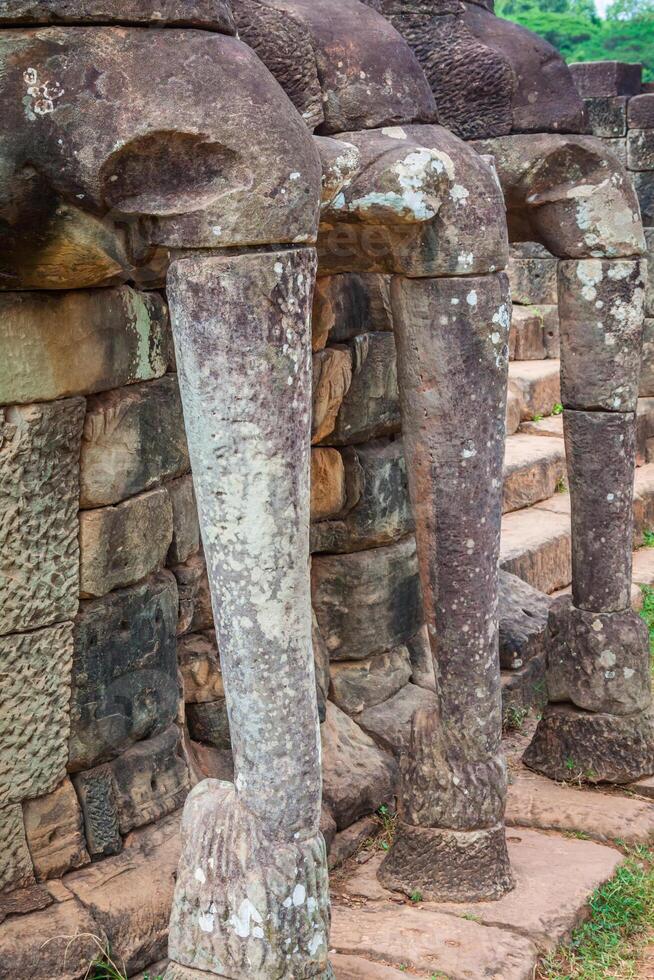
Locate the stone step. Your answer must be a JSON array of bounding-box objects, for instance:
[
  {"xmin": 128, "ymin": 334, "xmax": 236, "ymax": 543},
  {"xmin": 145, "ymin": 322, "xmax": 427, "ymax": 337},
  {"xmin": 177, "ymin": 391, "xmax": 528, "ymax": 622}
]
[
  {"xmin": 503, "ymin": 432, "xmax": 566, "ymax": 513},
  {"xmin": 508, "ymin": 359, "xmax": 561, "ymax": 422}
]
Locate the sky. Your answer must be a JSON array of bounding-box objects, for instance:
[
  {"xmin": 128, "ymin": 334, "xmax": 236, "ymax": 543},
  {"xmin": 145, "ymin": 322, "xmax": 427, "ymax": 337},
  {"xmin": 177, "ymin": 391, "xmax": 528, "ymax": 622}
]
[{"xmin": 595, "ymin": 0, "xmax": 609, "ymax": 14}]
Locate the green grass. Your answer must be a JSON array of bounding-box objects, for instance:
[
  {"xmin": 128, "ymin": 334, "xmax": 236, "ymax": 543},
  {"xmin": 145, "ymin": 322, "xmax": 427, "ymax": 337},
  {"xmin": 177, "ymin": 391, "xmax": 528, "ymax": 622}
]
[
  {"xmin": 539, "ymin": 847, "xmax": 654, "ymax": 979},
  {"xmin": 552, "ymin": 403, "xmax": 564, "ymax": 416},
  {"xmin": 643, "ymin": 530, "xmax": 654, "ymax": 548},
  {"xmin": 639, "ymin": 585, "xmax": 654, "ymax": 664}
]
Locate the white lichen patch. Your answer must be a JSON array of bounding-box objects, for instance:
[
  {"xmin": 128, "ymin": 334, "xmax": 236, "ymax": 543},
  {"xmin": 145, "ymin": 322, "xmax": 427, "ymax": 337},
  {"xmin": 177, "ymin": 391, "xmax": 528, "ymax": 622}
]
[
  {"xmin": 466, "ymin": 290, "xmax": 478, "ymax": 307},
  {"xmin": 450, "ymin": 184, "xmax": 469, "ymax": 205},
  {"xmin": 229, "ymin": 898, "xmax": 263, "ymax": 939},
  {"xmin": 381, "ymin": 126, "xmax": 408, "ymax": 140},
  {"xmin": 198, "ymin": 903, "xmax": 217, "ymax": 934},
  {"xmin": 23, "ymin": 67, "xmax": 64, "ymax": 120}
]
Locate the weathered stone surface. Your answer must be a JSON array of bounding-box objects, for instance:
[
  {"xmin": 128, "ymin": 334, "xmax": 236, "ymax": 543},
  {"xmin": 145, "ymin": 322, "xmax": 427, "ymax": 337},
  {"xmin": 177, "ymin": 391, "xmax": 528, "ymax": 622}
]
[
  {"xmin": 311, "ymin": 438, "xmax": 413, "ymax": 552},
  {"xmin": 508, "ymin": 360, "xmax": 561, "ymax": 421},
  {"xmin": 641, "ymin": 321, "xmax": 654, "ymax": 398},
  {"xmin": 357, "ymin": 683, "xmax": 438, "ymax": 757},
  {"xmin": 507, "ymin": 253, "xmax": 558, "ymax": 306},
  {"xmin": 0, "ymin": 894, "xmax": 103, "ymax": 980},
  {"xmin": 546, "ymin": 597, "xmax": 650, "ymax": 715},
  {"xmin": 502, "ymin": 654, "xmax": 548, "ymax": 721},
  {"xmin": 570, "ymin": 60, "xmax": 642, "ymax": 97},
  {"xmin": 507, "ymin": 767, "xmax": 654, "ymax": 845},
  {"xmin": 312, "ymin": 347, "xmax": 353, "ymax": 443},
  {"xmin": 0, "ymin": 398, "xmax": 84, "ymax": 636},
  {"xmin": 329, "ymin": 647, "xmax": 412, "ymax": 716},
  {"xmin": 634, "ymin": 170, "xmax": 654, "ymax": 226},
  {"xmin": 22, "ymin": 779, "xmax": 89, "ymax": 880},
  {"xmin": 311, "ymin": 447, "xmax": 346, "ymax": 521},
  {"xmin": 331, "ymin": 903, "xmax": 537, "ymax": 980},
  {"xmin": 599, "ymin": 135, "xmax": 628, "ymax": 166},
  {"xmin": 312, "ymin": 274, "xmax": 393, "ymax": 351},
  {"xmin": 312, "ymin": 536, "xmax": 422, "ymax": 660},
  {"xmin": 0, "ymin": 289, "xmax": 170, "ymax": 404},
  {"xmin": 235, "ymin": 0, "xmax": 436, "ymax": 135},
  {"xmin": 80, "ymin": 376, "xmax": 190, "ymax": 509},
  {"xmin": 500, "ymin": 505, "xmax": 572, "ymax": 594},
  {"xmin": 503, "ymin": 433, "xmax": 567, "ymax": 513},
  {"xmin": 109, "ymin": 726, "xmax": 189, "ymax": 835},
  {"xmin": 166, "ymin": 476, "xmax": 200, "ymax": 565},
  {"xmin": 178, "ymin": 632, "xmax": 223, "ymax": 705},
  {"xmin": 73, "ymin": 765, "xmax": 122, "ymax": 857},
  {"xmin": 629, "ymin": 93, "xmax": 654, "ymax": 129},
  {"xmin": 558, "ymin": 259, "xmax": 646, "ymax": 412},
  {"xmin": 406, "ymin": 624, "xmax": 435, "ymax": 692},
  {"xmin": 0, "ymin": 804, "xmax": 35, "ymax": 895},
  {"xmin": 321, "ymin": 703, "xmax": 396, "ymax": 830},
  {"xmin": 325, "ymin": 333, "xmax": 400, "ymax": 446},
  {"xmin": 506, "ymin": 383, "xmax": 522, "ymax": 436},
  {"xmin": 509, "ymin": 304, "xmax": 547, "ymax": 360},
  {"xmin": 328, "ymin": 815, "xmax": 379, "ymax": 870},
  {"xmin": 565, "ymin": 410, "xmax": 636, "ymax": 611},
  {"xmin": 171, "ymin": 554, "xmax": 214, "ymax": 635},
  {"xmin": 318, "ymin": 125, "xmax": 509, "ymax": 278},
  {"xmin": 67, "ymin": 815, "xmax": 181, "ymax": 976},
  {"xmin": 524, "ymin": 703, "xmax": 654, "ymax": 783},
  {"xmin": 0, "ymin": 0, "xmax": 236, "ymax": 30},
  {"xmin": 69, "ymin": 572, "xmax": 179, "ymax": 771},
  {"xmin": 645, "ymin": 230, "xmax": 654, "ymax": 316},
  {"xmin": 628, "ymin": 129, "xmax": 654, "ymax": 171},
  {"xmin": 313, "ymin": 611, "xmax": 330, "ymax": 725},
  {"xmin": 185, "ymin": 700, "xmax": 231, "ymax": 751},
  {"xmin": 0, "ymin": 623, "xmax": 73, "ymax": 808},
  {"xmin": 499, "ymin": 570, "xmax": 551, "ymax": 671},
  {"xmin": 80, "ymin": 488, "xmax": 173, "ymax": 598},
  {"xmin": 584, "ymin": 95, "xmax": 628, "ymax": 137}
]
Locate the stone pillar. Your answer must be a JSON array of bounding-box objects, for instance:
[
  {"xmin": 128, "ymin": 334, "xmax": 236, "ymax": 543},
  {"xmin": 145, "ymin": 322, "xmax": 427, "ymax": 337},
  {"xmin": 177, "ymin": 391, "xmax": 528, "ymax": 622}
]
[
  {"xmin": 525, "ymin": 257, "xmax": 654, "ymax": 783},
  {"xmin": 163, "ymin": 248, "xmax": 331, "ymax": 980},
  {"xmin": 379, "ymin": 273, "xmax": 514, "ymax": 901}
]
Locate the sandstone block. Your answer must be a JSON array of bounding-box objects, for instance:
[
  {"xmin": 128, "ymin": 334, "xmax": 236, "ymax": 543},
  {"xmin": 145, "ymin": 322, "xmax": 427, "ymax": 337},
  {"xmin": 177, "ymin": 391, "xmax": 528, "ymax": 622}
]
[
  {"xmin": 503, "ymin": 433, "xmax": 567, "ymax": 513},
  {"xmin": 500, "ymin": 505, "xmax": 572, "ymax": 595},
  {"xmin": 0, "ymin": 398, "xmax": 84, "ymax": 636},
  {"xmin": 69, "ymin": 572, "xmax": 179, "ymax": 771},
  {"xmin": 558, "ymin": 259, "xmax": 646, "ymax": 413},
  {"xmin": 0, "ymin": 895, "xmax": 103, "ymax": 980},
  {"xmin": 628, "ymin": 129, "xmax": 654, "ymax": 171},
  {"xmin": 508, "ymin": 360, "xmax": 561, "ymax": 421},
  {"xmin": 310, "ymin": 447, "xmax": 346, "ymax": 521},
  {"xmin": 507, "ymin": 253, "xmax": 558, "ymax": 306},
  {"xmin": 628, "ymin": 93, "xmax": 654, "ymax": 129},
  {"xmin": 166, "ymin": 475, "xmax": 200, "ymax": 565},
  {"xmin": 80, "ymin": 488, "xmax": 173, "ymax": 598},
  {"xmin": 171, "ymin": 553, "xmax": 214, "ymax": 635},
  {"xmin": 406, "ymin": 625, "xmax": 436, "ymax": 692},
  {"xmin": 645, "ymin": 229, "xmax": 654, "ymax": 316},
  {"xmin": 634, "ymin": 170, "xmax": 654, "ymax": 226},
  {"xmin": 570, "ymin": 60, "xmax": 642, "ymax": 97},
  {"xmin": 311, "ymin": 438, "xmax": 413, "ymax": 553},
  {"xmin": 599, "ymin": 135, "xmax": 628, "ymax": 166},
  {"xmin": 311, "ymin": 536, "xmax": 422, "ymax": 660},
  {"xmin": 547, "ymin": 597, "xmax": 650, "ymax": 715},
  {"xmin": 0, "ymin": 288, "xmax": 170, "ymax": 405},
  {"xmin": 311, "ymin": 347, "xmax": 353, "ymax": 443},
  {"xmin": 499, "ymin": 570, "xmax": 551, "ymax": 671},
  {"xmin": 328, "ymin": 815, "xmax": 379, "ymax": 870},
  {"xmin": 80, "ymin": 375, "xmax": 190, "ymax": 508},
  {"xmin": 185, "ymin": 701, "xmax": 231, "ymax": 751},
  {"xmin": 22, "ymin": 779, "xmax": 89, "ymax": 880},
  {"xmin": 0, "ymin": 804, "xmax": 35, "ymax": 895},
  {"xmin": 321, "ymin": 703, "xmax": 396, "ymax": 830},
  {"xmin": 0, "ymin": 623, "xmax": 73, "ymax": 808},
  {"xmin": 312, "ymin": 273, "xmax": 393, "ymax": 350},
  {"xmin": 1, "ymin": 1, "xmax": 236, "ymax": 29},
  {"xmin": 509, "ymin": 305, "xmax": 546, "ymax": 360},
  {"xmin": 178, "ymin": 632, "xmax": 223, "ymax": 704},
  {"xmin": 73, "ymin": 765, "xmax": 122, "ymax": 857},
  {"xmin": 329, "ymin": 647, "xmax": 412, "ymax": 716},
  {"xmin": 325, "ymin": 332, "xmax": 400, "ymax": 446},
  {"xmin": 506, "ymin": 383, "xmax": 522, "ymax": 435},
  {"xmin": 641, "ymin": 319, "xmax": 654, "ymax": 395},
  {"xmin": 109, "ymin": 726, "xmax": 189, "ymax": 835},
  {"xmin": 357, "ymin": 683, "xmax": 439, "ymax": 757},
  {"xmin": 583, "ymin": 95, "xmax": 627, "ymax": 137}
]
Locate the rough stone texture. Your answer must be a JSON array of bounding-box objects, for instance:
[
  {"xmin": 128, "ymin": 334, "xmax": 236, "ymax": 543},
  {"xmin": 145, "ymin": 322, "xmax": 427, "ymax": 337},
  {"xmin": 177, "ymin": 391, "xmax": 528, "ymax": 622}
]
[
  {"xmin": 312, "ymin": 612, "xmax": 330, "ymax": 725},
  {"xmin": 503, "ymin": 433, "xmax": 567, "ymax": 513},
  {"xmin": 178, "ymin": 632, "xmax": 223, "ymax": 705},
  {"xmin": 0, "ymin": 398, "xmax": 84, "ymax": 636},
  {"xmin": 508, "ymin": 360, "xmax": 561, "ymax": 421},
  {"xmin": 329, "ymin": 647, "xmax": 412, "ymax": 716},
  {"xmin": 318, "ymin": 125, "xmax": 509, "ymax": 278},
  {"xmin": 311, "ymin": 447, "xmax": 347, "ymax": 521},
  {"xmin": 628, "ymin": 129, "xmax": 654, "ymax": 172},
  {"xmin": 69, "ymin": 572, "xmax": 179, "ymax": 771},
  {"xmin": 109, "ymin": 726, "xmax": 190, "ymax": 835},
  {"xmin": 312, "ymin": 536, "xmax": 422, "ymax": 661},
  {"xmin": 507, "ymin": 767, "xmax": 654, "ymax": 845},
  {"xmin": 507, "ymin": 252, "xmax": 559, "ymax": 306},
  {"xmin": 185, "ymin": 700, "xmax": 231, "ymax": 751},
  {"xmin": 80, "ymin": 376, "xmax": 190, "ymax": 509},
  {"xmin": 321, "ymin": 703, "xmax": 397, "ymax": 830},
  {"xmin": 584, "ymin": 95, "xmax": 628, "ymax": 137},
  {"xmin": 500, "ymin": 505, "xmax": 572, "ymax": 594},
  {"xmin": 326, "ymin": 333, "xmax": 400, "ymax": 446},
  {"xmin": 642, "ymin": 319, "xmax": 654, "ymax": 396},
  {"xmin": 73, "ymin": 765, "xmax": 122, "ymax": 858},
  {"xmin": 328, "ymin": 815, "xmax": 379, "ymax": 870},
  {"xmin": 558, "ymin": 259, "xmax": 646, "ymax": 413},
  {"xmin": 509, "ymin": 304, "xmax": 548, "ymax": 360},
  {"xmin": 0, "ymin": 623, "xmax": 73, "ymax": 808},
  {"xmin": 172, "ymin": 554, "xmax": 215, "ymax": 636},
  {"xmin": 645, "ymin": 230, "xmax": 654, "ymax": 316},
  {"xmin": 22, "ymin": 779, "xmax": 89, "ymax": 880},
  {"xmin": 565, "ymin": 410, "xmax": 636, "ymax": 612},
  {"xmin": 629, "ymin": 93, "xmax": 654, "ymax": 129},
  {"xmin": 312, "ymin": 347, "xmax": 353, "ymax": 443},
  {"xmin": 312, "ymin": 274, "xmax": 393, "ymax": 349},
  {"xmin": 502, "ymin": 654, "xmax": 548, "ymax": 721},
  {"xmin": 524, "ymin": 703, "xmax": 654, "ymax": 783},
  {"xmin": 311, "ymin": 438, "xmax": 413, "ymax": 553},
  {"xmin": 499, "ymin": 570, "xmax": 551, "ymax": 671},
  {"xmin": 570, "ymin": 60, "xmax": 642, "ymax": 97},
  {"xmin": 0, "ymin": 1, "xmax": 236, "ymax": 30},
  {"xmin": 0, "ymin": 289, "xmax": 170, "ymax": 404},
  {"xmin": 358, "ymin": 683, "xmax": 439, "ymax": 757},
  {"xmin": 234, "ymin": 0, "xmax": 436, "ymax": 135},
  {"xmin": 547, "ymin": 596, "xmax": 651, "ymax": 715},
  {"xmin": 167, "ymin": 476, "xmax": 200, "ymax": 565},
  {"xmin": 406, "ymin": 625, "xmax": 436, "ymax": 693},
  {"xmin": 0, "ymin": 804, "xmax": 35, "ymax": 895},
  {"xmin": 79, "ymin": 488, "xmax": 173, "ymax": 598},
  {"xmin": 634, "ymin": 170, "xmax": 654, "ymax": 227}
]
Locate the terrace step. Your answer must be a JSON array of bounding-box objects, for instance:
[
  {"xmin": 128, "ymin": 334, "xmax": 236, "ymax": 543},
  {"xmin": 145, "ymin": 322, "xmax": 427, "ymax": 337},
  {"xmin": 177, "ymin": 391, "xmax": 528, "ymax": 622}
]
[
  {"xmin": 508, "ymin": 359, "xmax": 561, "ymax": 422},
  {"xmin": 503, "ymin": 432, "xmax": 566, "ymax": 513}
]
